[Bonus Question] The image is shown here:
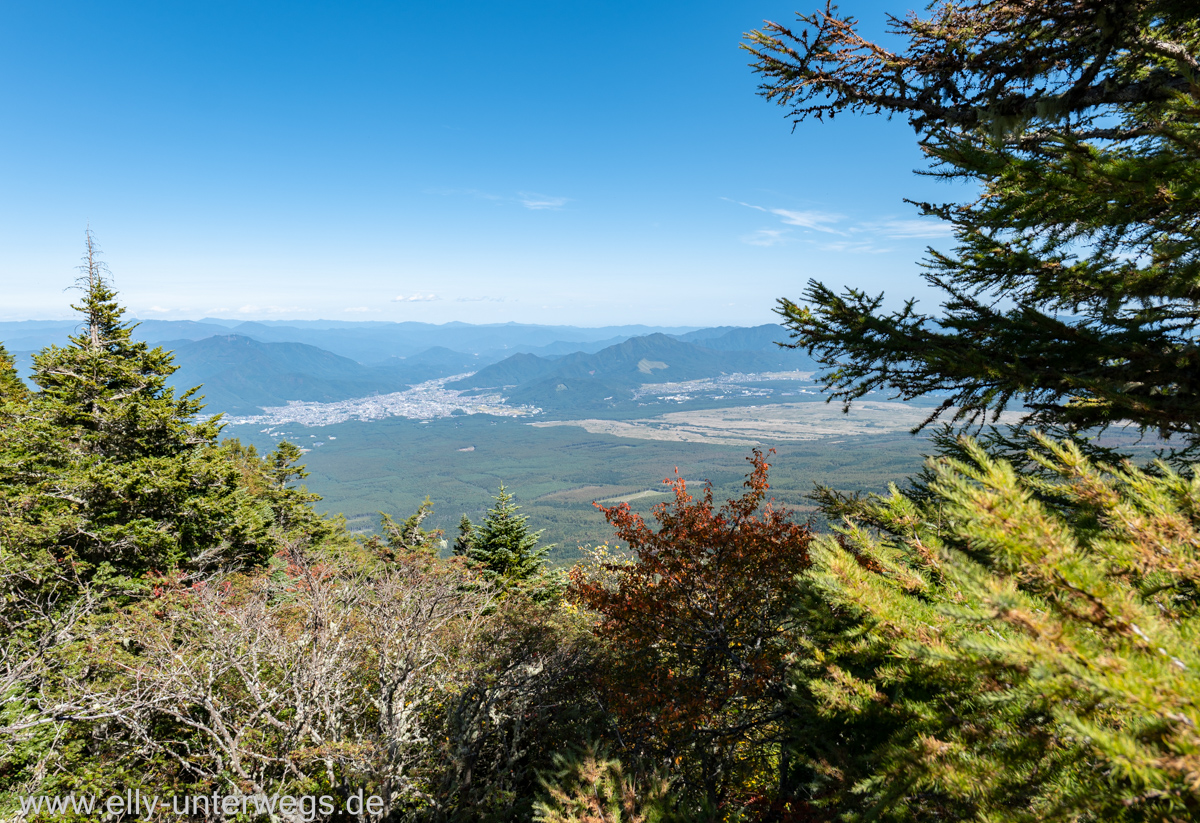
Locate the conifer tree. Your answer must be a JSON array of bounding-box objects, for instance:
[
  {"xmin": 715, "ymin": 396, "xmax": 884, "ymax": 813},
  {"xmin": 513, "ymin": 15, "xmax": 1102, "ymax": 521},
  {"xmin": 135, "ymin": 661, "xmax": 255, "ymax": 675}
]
[
  {"xmin": 744, "ymin": 10, "xmax": 1200, "ymax": 813},
  {"xmin": 221, "ymin": 438, "xmax": 332, "ymax": 544},
  {"xmin": 745, "ymin": 0, "xmax": 1200, "ymax": 459},
  {"xmin": 0, "ymin": 233, "xmax": 343, "ymax": 800},
  {"xmin": 369, "ymin": 497, "xmax": 444, "ymax": 559},
  {"xmin": 467, "ymin": 485, "xmax": 552, "ymax": 586},
  {"xmin": 453, "ymin": 514, "xmax": 475, "ymax": 556},
  {"xmin": 0, "ymin": 231, "xmax": 266, "ymax": 583},
  {"xmin": 0, "ymin": 344, "xmax": 27, "ymax": 405},
  {"xmin": 785, "ymin": 438, "xmax": 1200, "ymax": 821}
]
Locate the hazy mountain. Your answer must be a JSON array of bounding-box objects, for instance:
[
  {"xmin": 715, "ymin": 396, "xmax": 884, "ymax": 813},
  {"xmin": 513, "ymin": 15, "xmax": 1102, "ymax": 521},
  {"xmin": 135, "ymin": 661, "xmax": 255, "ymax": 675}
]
[
  {"xmin": 3, "ymin": 320, "xmax": 815, "ymax": 416},
  {"xmin": 371, "ymin": 347, "xmax": 486, "ymax": 384},
  {"xmin": 519, "ymin": 336, "xmax": 632, "ymax": 357},
  {"xmin": 136, "ymin": 319, "xmax": 235, "ymax": 342},
  {"xmin": 0, "ymin": 321, "xmax": 79, "ymax": 352},
  {"xmin": 165, "ymin": 335, "xmax": 416, "ymax": 415},
  {"xmin": 396, "ymin": 346, "xmax": 483, "ymax": 371},
  {"xmin": 202, "ymin": 321, "xmax": 700, "ymax": 363},
  {"xmin": 2, "ymin": 319, "xmax": 702, "ymax": 366},
  {"xmin": 452, "ymin": 332, "xmax": 817, "ymax": 411},
  {"xmin": 670, "ymin": 325, "xmax": 741, "ymax": 344},
  {"xmin": 0, "ymin": 319, "xmax": 239, "ymax": 351},
  {"xmin": 685, "ymin": 324, "xmax": 798, "ymax": 352},
  {"xmin": 449, "ymin": 351, "xmax": 556, "ymax": 389}
]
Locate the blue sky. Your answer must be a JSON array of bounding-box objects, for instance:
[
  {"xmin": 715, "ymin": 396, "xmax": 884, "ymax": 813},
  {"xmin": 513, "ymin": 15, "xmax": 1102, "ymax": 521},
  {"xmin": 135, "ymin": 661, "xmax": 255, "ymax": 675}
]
[{"xmin": 0, "ymin": 1, "xmax": 963, "ymax": 326}]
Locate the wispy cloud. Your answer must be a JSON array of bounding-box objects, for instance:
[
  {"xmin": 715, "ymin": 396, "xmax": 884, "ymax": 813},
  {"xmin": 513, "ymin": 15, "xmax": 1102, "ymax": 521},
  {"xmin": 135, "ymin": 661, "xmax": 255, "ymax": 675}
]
[
  {"xmin": 392, "ymin": 293, "xmax": 439, "ymax": 303},
  {"xmin": 517, "ymin": 192, "xmax": 569, "ymax": 210},
  {"xmin": 145, "ymin": 305, "xmax": 172, "ymax": 313},
  {"xmin": 818, "ymin": 240, "xmax": 894, "ymax": 255},
  {"xmin": 728, "ymin": 197, "xmax": 951, "ymax": 248},
  {"xmin": 858, "ymin": 218, "xmax": 953, "ymax": 239},
  {"xmin": 430, "ymin": 187, "xmax": 570, "ymax": 211},
  {"xmin": 770, "ymin": 208, "xmax": 844, "ymax": 233},
  {"xmin": 740, "ymin": 229, "xmax": 790, "ymax": 247},
  {"xmin": 725, "ymin": 198, "xmax": 845, "ymax": 235}
]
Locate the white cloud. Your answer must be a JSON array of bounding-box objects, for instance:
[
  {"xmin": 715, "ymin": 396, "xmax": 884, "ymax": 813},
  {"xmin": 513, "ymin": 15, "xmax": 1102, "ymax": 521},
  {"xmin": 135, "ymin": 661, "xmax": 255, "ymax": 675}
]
[
  {"xmin": 862, "ymin": 218, "xmax": 954, "ymax": 239},
  {"xmin": 740, "ymin": 229, "xmax": 790, "ymax": 247},
  {"xmin": 819, "ymin": 240, "xmax": 894, "ymax": 254},
  {"xmin": 518, "ymin": 192, "xmax": 569, "ymax": 210},
  {"xmin": 145, "ymin": 305, "xmax": 172, "ymax": 313},
  {"xmin": 726, "ymin": 198, "xmax": 845, "ymax": 236},
  {"xmin": 392, "ymin": 293, "xmax": 439, "ymax": 302},
  {"xmin": 769, "ymin": 208, "xmax": 844, "ymax": 233},
  {"xmin": 728, "ymin": 197, "xmax": 953, "ymax": 247},
  {"xmin": 430, "ymin": 187, "xmax": 571, "ymax": 210}
]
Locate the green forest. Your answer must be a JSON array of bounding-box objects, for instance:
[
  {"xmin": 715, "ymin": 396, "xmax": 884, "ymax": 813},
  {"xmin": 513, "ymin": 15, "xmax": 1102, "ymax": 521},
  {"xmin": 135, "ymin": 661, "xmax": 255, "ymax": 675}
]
[{"xmin": 2, "ymin": 1, "xmax": 1198, "ymax": 821}]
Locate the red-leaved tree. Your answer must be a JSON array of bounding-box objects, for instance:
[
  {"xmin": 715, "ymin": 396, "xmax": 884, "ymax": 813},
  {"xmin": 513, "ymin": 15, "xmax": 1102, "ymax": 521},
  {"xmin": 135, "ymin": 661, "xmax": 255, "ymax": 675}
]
[{"xmin": 569, "ymin": 448, "xmax": 812, "ymax": 810}]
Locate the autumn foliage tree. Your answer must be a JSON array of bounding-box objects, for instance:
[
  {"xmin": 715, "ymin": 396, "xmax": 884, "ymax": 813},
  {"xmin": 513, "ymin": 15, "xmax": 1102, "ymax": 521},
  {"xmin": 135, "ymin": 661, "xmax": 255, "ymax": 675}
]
[{"xmin": 569, "ymin": 449, "xmax": 812, "ymax": 811}]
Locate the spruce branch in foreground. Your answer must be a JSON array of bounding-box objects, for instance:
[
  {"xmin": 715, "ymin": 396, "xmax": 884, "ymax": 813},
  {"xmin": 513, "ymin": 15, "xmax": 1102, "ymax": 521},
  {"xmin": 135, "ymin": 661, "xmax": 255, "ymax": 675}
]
[
  {"xmin": 746, "ymin": 0, "xmax": 1200, "ymax": 459},
  {"xmin": 788, "ymin": 435, "xmax": 1200, "ymax": 821}
]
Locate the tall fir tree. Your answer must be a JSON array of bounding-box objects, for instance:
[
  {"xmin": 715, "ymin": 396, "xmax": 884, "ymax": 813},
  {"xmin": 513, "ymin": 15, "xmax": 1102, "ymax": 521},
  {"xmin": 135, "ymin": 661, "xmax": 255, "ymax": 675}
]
[
  {"xmin": 0, "ymin": 232, "xmax": 283, "ymax": 592},
  {"xmin": 466, "ymin": 485, "xmax": 552, "ymax": 586},
  {"xmin": 453, "ymin": 514, "xmax": 475, "ymax": 556},
  {"xmin": 745, "ymin": 0, "xmax": 1200, "ymax": 460},
  {"xmin": 0, "ymin": 230, "xmax": 264, "ymax": 581},
  {"xmin": 0, "ymin": 343, "xmax": 27, "ymax": 405},
  {"xmin": 742, "ymin": 5, "xmax": 1200, "ymax": 817}
]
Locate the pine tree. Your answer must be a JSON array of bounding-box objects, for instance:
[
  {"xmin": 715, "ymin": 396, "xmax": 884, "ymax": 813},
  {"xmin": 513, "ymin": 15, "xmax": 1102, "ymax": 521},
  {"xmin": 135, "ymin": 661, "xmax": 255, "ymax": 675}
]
[
  {"xmin": 453, "ymin": 514, "xmax": 475, "ymax": 556},
  {"xmin": 467, "ymin": 485, "xmax": 552, "ymax": 587},
  {"xmin": 221, "ymin": 437, "xmax": 332, "ymax": 545},
  {"xmin": 745, "ymin": 0, "xmax": 1200, "ymax": 460},
  {"xmin": 0, "ymin": 343, "xmax": 27, "ymax": 405},
  {"xmin": 744, "ymin": 12, "xmax": 1200, "ymax": 812},
  {"xmin": 0, "ymin": 231, "xmax": 269, "ymax": 584},
  {"xmin": 368, "ymin": 497, "xmax": 444, "ymax": 559}
]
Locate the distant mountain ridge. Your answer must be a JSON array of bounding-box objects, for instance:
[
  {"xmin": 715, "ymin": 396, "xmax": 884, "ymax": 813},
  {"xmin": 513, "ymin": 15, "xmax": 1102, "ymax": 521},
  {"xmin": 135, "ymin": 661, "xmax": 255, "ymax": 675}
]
[
  {"xmin": 164, "ymin": 335, "xmax": 421, "ymax": 415},
  {"xmin": 451, "ymin": 327, "xmax": 815, "ymax": 412},
  {"xmin": 3, "ymin": 320, "xmax": 812, "ymax": 415},
  {"xmin": 682, "ymin": 324, "xmax": 799, "ymax": 352},
  {"xmin": 0, "ymin": 319, "xmax": 701, "ymax": 363}
]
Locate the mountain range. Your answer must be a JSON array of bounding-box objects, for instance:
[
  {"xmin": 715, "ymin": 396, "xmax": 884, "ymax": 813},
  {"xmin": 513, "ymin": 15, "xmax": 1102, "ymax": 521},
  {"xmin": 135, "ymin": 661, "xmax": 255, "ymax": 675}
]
[
  {"xmin": 3, "ymin": 320, "xmax": 814, "ymax": 416},
  {"xmin": 0, "ymin": 319, "xmax": 696, "ymax": 363},
  {"xmin": 451, "ymin": 327, "xmax": 814, "ymax": 411}
]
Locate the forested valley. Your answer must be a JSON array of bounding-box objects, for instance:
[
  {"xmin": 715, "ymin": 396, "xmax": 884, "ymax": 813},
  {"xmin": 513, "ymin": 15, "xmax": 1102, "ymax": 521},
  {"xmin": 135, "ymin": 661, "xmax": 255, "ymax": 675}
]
[{"xmin": 3, "ymin": 1, "xmax": 1199, "ymax": 821}]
